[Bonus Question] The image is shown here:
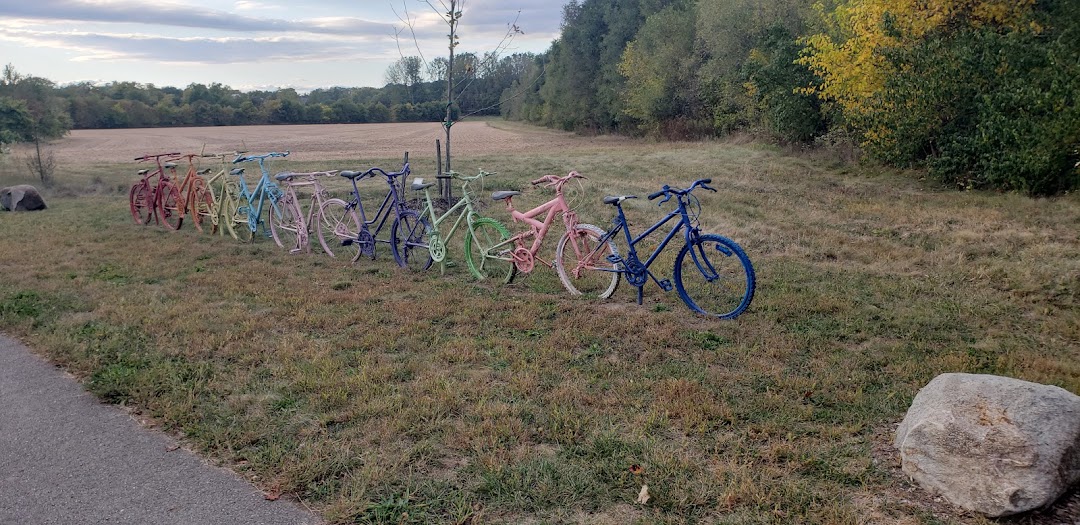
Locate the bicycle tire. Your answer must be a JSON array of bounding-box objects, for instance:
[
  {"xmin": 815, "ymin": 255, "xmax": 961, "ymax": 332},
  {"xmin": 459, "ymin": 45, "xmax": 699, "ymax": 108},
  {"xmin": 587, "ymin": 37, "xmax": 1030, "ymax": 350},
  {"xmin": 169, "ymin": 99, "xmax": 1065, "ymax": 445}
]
[
  {"xmin": 157, "ymin": 181, "xmax": 183, "ymax": 230},
  {"xmin": 129, "ymin": 182, "xmax": 153, "ymax": 225},
  {"xmin": 190, "ymin": 182, "xmax": 215, "ymax": 234},
  {"xmin": 390, "ymin": 211, "xmax": 432, "ymax": 270},
  {"xmin": 673, "ymin": 234, "xmax": 755, "ymax": 319},
  {"xmin": 228, "ymin": 198, "xmax": 254, "ymax": 243},
  {"xmin": 269, "ymin": 197, "xmax": 304, "ymax": 252},
  {"xmin": 219, "ymin": 194, "xmax": 240, "ymax": 240},
  {"xmin": 464, "ymin": 217, "xmax": 516, "ymax": 283},
  {"xmin": 555, "ymin": 223, "xmax": 620, "ymax": 299},
  {"xmin": 316, "ymin": 198, "xmax": 361, "ymax": 259}
]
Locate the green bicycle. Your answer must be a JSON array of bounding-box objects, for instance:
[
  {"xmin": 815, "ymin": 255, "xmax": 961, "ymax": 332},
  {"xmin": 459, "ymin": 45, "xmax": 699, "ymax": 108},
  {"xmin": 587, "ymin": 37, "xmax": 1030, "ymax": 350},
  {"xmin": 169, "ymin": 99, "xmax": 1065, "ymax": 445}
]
[{"xmin": 404, "ymin": 170, "xmax": 515, "ymax": 280}]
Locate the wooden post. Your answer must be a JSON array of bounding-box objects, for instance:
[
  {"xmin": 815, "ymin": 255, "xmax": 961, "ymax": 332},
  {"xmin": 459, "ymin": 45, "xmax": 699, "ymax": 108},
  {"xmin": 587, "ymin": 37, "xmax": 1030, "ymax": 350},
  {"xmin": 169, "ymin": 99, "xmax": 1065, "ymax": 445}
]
[{"xmin": 436, "ymin": 139, "xmax": 446, "ymax": 200}]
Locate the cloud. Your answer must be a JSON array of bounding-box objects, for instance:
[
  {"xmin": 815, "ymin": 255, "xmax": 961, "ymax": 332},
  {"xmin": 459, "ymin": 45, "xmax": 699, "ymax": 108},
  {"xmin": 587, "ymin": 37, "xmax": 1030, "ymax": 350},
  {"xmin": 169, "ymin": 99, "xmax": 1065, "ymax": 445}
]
[
  {"xmin": 0, "ymin": 0, "xmax": 392, "ymax": 35},
  {"xmin": 0, "ymin": 27, "xmax": 396, "ymax": 64}
]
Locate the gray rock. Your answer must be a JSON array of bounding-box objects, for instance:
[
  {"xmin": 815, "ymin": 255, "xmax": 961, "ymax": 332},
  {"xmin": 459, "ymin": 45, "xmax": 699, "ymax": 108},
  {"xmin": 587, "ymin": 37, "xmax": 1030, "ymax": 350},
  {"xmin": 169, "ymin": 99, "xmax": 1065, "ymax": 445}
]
[
  {"xmin": 0, "ymin": 185, "xmax": 47, "ymax": 211},
  {"xmin": 895, "ymin": 373, "xmax": 1080, "ymax": 517}
]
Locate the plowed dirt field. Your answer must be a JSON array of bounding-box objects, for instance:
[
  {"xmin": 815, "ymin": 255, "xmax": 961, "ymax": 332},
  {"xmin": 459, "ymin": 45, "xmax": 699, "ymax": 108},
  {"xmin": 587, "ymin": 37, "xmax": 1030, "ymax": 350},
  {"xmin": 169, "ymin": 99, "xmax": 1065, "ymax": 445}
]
[{"xmin": 39, "ymin": 121, "xmax": 629, "ymax": 163}]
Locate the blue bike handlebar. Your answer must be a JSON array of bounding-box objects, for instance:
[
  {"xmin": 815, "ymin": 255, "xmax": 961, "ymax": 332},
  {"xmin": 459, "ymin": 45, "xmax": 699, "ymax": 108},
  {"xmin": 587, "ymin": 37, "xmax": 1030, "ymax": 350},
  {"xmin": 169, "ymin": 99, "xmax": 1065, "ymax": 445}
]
[
  {"xmin": 647, "ymin": 178, "xmax": 716, "ymax": 200},
  {"xmin": 232, "ymin": 151, "xmax": 290, "ymax": 163}
]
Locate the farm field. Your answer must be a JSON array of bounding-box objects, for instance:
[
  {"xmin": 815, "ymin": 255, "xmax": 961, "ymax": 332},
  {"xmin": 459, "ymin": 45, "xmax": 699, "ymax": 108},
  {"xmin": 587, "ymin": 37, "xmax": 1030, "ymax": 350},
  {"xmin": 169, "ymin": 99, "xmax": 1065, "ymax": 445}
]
[{"xmin": 0, "ymin": 122, "xmax": 1078, "ymax": 524}]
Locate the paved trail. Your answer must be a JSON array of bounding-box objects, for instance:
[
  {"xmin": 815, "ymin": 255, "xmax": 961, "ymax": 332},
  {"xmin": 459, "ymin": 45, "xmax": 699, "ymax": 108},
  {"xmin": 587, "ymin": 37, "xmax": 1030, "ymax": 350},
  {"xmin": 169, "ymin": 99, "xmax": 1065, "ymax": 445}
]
[{"xmin": 0, "ymin": 334, "xmax": 321, "ymax": 525}]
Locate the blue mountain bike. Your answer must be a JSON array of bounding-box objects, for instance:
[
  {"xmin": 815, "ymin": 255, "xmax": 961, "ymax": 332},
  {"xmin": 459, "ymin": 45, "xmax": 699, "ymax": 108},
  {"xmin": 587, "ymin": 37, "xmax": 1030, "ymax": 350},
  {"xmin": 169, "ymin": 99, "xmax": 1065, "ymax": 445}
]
[{"xmin": 554, "ymin": 178, "xmax": 755, "ymax": 319}]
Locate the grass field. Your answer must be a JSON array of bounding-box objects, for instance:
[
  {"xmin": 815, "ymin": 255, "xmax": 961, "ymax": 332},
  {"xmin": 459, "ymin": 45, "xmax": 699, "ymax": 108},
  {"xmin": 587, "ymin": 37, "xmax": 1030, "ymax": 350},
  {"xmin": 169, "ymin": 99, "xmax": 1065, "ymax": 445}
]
[{"xmin": 0, "ymin": 123, "xmax": 1077, "ymax": 524}]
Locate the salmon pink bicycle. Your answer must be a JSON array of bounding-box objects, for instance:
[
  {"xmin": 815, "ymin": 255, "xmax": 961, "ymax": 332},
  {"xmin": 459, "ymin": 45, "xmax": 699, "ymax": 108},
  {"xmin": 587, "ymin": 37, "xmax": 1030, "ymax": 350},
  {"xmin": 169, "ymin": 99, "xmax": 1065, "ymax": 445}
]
[{"xmin": 473, "ymin": 171, "xmax": 616, "ymax": 287}]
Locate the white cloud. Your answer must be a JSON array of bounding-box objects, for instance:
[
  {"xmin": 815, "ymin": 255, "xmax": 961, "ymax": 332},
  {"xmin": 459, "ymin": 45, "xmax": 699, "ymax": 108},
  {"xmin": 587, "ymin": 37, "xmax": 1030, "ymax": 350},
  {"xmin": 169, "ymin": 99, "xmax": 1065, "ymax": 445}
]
[{"xmin": 0, "ymin": 27, "xmax": 395, "ymax": 64}]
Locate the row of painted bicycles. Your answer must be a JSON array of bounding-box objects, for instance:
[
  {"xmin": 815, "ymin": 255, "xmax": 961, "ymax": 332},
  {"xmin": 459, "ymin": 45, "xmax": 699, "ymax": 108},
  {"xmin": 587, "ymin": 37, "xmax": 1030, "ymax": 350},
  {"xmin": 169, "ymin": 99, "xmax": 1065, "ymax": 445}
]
[{"xmin": 128, "ymin": 151, "xmax": 756, "ymax": 318}]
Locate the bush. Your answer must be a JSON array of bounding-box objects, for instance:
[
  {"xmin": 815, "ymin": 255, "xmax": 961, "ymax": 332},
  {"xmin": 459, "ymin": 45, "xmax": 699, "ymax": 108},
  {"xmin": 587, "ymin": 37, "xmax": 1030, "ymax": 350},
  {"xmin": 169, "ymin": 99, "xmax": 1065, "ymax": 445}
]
[{"xmin": 871, "ymin": 13, "xmax": 1080, "ymax": 194}]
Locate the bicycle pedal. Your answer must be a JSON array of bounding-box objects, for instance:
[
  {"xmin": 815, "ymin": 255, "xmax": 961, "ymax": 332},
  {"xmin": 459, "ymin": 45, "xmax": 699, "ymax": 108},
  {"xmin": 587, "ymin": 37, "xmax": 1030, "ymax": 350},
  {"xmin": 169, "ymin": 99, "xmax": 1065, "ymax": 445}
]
[
  {"xmin": 659, "ymin": 279, "xmax": 673, "ymax": 292},
  {"xmin": 605, "ymin": 254, "xmax": 623, "ymax": 264}
]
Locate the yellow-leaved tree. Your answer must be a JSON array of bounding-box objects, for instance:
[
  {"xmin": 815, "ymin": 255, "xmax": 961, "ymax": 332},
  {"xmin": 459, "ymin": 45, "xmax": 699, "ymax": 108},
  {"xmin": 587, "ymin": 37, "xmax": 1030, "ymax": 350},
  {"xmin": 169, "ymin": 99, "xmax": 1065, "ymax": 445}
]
[{"xmin": 799, "ymin": 0, "xmax": 1037, "ymax": 149}]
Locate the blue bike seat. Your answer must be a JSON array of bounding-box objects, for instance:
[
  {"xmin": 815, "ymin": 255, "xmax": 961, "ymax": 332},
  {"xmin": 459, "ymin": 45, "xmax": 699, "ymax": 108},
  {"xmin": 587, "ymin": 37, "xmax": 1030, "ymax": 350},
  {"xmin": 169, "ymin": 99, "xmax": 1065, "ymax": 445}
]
[
  {"xmin": 603, "ymin": 195, "xmax": 637, "ymax": 205},
  {"xmin": 230, "ymin": 168, "xmax": 244, "ymax": 176},
  {"xmin": 339, "ymin": 170, "xmax": 369, "ymax": 180},
  {"xmin": 492, "ymin": 191, "xmax": 520, "ymax": 201},
  {"xmin": 411, "ymin": 178, "xmax": 435, "ymax": 191},
  {"xmin": 274, "ymin": 172, "xmax": 295, "ymax": 181}
]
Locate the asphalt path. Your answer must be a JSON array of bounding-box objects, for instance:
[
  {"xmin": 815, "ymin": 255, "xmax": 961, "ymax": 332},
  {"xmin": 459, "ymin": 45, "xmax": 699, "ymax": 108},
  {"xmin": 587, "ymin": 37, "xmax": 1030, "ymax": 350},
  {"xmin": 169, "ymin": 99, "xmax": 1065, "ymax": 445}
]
[{"xmin": 0, "ymin": 334, "xmax": 321, "ymax": 525}]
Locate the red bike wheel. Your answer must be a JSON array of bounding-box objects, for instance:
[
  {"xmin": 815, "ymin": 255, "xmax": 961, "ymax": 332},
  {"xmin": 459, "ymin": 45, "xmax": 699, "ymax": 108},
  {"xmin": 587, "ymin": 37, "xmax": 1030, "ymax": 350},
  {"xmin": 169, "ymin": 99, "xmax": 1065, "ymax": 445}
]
[
  {"xmin": 129, "ymin": 182, "xmax": 153, "ymax": 225},
  {"xmin": 157, "ymin": 182, "xmax": 183, "ymax": 230}
]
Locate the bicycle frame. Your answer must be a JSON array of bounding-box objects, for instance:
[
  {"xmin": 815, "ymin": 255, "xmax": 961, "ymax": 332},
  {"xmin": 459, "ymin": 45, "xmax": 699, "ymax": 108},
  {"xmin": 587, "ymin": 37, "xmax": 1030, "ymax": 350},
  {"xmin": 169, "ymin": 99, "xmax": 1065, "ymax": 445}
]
[
  {"xmin": 130, "ymin": 152, "xmax": 181, "ymax": 227},
  {"xmin": 201, "ymin": 153, "xmax": 240, "ymax": 238},
  {"xmin": 598, "ymin": 199, "xmax": 695, "ymax": 287},
  {"xmin": 231, "ymin": 151, "xmax": 289, "ymax": 237},
  {"xmin": 491, "ymin": 171, "xmax": 584, "ymax": 273},
  {"xmin": 414, "ymin": 172, "xmax": 489, "ymax": 264},
  {"xmin": 339, "ymin": 154, "xmax": 412, "ymax": 257},
  {"xmin": 274, "ymin": 170, "xmax": 338, "ymax": 252}
]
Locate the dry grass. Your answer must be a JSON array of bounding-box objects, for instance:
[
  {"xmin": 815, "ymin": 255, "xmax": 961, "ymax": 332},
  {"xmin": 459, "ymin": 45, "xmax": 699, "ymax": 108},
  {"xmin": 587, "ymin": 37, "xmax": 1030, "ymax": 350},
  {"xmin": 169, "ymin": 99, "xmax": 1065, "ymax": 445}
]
[{"xmin": 0, "ymin": 124, "xmax": 1077, "ymax": 524}]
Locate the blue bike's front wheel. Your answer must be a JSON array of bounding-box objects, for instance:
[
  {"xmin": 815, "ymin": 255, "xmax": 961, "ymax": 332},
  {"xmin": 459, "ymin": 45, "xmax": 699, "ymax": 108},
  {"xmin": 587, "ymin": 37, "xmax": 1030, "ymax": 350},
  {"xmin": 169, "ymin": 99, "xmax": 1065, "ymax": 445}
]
[{"xmin": 673, "ymin": 234, "xmax": 755, "ymax": 319}]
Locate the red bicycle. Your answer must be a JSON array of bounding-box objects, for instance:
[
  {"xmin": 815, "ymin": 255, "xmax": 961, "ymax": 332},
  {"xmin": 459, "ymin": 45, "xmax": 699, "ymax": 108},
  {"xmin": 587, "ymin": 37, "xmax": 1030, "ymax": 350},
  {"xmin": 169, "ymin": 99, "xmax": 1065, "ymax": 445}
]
[{"xmin": 129, "ymin": 152, "xmax": 183, "ymax": 229}]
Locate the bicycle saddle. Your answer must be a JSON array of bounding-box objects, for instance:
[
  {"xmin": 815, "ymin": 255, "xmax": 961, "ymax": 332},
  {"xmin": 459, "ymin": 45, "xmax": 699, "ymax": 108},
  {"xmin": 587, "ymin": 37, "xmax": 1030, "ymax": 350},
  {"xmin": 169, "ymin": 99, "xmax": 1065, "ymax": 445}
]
[
  {"xmin": 230, "ymin": 168, "xmax": 244, "ymax": 176},
  {"xmin": 274, "ymin": 172, "xmax": 295, "ymax": 181},
  {"xmin": 164, "ymin": 163, "xmax": 177, "ymax": 169},
  {"xmin": 339, "ymin": 170, "xmax": 369, "ymax": 180},
  {"xmin": 137, "ymin": 169, "xmax": 149, "ymax": 175},
  {"xmin": 199, "ymin": 168, "xmax": 212, "ymax": 175},
  {"xmin": 603, "ymin": 195, "xmax": 637, "ymax": 205},
  {"xmin": 411, "ymin": 178, "xmax": 435, "ymax": 191},
  {"xmin": 491, "ymin": 191, "xmax": 520, "ymax": 201}
]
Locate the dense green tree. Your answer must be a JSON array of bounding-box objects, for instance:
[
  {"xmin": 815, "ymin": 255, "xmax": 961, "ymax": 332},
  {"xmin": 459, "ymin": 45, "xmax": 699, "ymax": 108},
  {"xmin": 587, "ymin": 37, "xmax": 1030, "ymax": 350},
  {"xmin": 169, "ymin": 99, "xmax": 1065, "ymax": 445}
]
[{"xmin": 0, "ymin": 96, "xmax": 33, "ymax": 144}]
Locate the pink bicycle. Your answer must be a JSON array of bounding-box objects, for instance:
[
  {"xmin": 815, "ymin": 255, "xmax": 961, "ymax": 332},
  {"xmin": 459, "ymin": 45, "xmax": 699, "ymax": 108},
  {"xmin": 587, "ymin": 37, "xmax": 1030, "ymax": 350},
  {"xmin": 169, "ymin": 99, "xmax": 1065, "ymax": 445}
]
[{"xmin": 475, "ymin": 171, "xmax": 618, "ymax": 290}]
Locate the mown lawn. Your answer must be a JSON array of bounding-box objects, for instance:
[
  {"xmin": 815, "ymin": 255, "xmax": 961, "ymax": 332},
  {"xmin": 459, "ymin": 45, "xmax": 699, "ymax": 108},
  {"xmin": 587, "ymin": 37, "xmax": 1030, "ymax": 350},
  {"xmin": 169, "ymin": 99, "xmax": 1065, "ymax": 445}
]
[{"xmin": 0, "ymin": 139, "xmax": 1077, "ymax": 524}]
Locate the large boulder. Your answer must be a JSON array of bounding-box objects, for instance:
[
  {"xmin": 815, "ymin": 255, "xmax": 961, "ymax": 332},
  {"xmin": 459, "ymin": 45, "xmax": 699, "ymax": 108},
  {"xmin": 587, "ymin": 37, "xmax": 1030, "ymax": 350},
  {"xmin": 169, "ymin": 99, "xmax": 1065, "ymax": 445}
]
[
  {"xmin": 0, "ymin": 185, "xmax": 48, "ymax": 211},
  {"xmin": 895, "ymin": 373, "xmax": 1080, "ymax": 517}
]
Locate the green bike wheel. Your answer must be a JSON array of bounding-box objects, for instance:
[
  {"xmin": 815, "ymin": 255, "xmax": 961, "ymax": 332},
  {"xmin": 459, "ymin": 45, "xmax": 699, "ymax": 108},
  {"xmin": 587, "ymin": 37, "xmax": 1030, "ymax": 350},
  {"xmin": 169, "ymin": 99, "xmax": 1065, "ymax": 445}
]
[{"xmin": 464, "ymin": 217, "xmax": 516, "ymax": 284}]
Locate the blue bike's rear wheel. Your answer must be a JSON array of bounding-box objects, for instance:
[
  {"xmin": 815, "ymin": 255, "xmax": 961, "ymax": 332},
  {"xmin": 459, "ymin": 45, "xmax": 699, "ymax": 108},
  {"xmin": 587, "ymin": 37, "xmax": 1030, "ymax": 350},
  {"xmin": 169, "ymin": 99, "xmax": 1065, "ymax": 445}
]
[
  {"xmin": 391, "ymin": 211, "xmax": 432, "ymax": 270},
  {"xmin": 673, "ymin": 234, "xmax": 755, "ymax": 319}
]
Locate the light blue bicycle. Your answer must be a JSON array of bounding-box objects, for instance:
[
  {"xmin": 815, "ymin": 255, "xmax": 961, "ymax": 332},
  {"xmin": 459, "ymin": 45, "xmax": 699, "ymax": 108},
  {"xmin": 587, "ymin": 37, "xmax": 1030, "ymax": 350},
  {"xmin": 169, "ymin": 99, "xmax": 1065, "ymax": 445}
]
[{"xmin": 228, "ymin": 151, "xmax": 290, "ymax": 244}]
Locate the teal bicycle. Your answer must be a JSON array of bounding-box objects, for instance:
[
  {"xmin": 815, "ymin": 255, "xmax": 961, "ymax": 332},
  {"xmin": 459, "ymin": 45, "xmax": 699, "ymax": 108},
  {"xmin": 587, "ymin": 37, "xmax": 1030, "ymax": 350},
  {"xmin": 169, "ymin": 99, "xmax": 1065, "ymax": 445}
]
[{"xmin": 229, "ymin": 151, "xmax": 290, "ymax": 243}]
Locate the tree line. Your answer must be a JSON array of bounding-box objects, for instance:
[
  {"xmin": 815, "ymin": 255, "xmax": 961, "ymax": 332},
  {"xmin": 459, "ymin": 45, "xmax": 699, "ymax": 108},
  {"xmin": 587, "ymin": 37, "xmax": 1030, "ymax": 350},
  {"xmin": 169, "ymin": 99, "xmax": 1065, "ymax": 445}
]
[
  {"xmin": 0, "ymin": 51, "xmax": 532, "ymax": 133},
  {"xmin": 499, "ymin": 0, "xmax": 1079, "ymax": 195}
]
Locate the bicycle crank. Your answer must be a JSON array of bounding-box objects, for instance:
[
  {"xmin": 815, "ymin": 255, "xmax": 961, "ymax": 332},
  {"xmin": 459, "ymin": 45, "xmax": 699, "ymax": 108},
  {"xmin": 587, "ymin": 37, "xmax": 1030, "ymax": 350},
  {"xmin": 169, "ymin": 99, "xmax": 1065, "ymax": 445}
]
[
  {"xmin": 513, "ymin": 247, "xmax": 535, "ymax": 273},
  {"xmin": 429, "ymin": 235, "xmax": 446, "ymax": 263},
  {"xmin": 625, "ymin": 258, "xmax": 648, "ymax": 287}
]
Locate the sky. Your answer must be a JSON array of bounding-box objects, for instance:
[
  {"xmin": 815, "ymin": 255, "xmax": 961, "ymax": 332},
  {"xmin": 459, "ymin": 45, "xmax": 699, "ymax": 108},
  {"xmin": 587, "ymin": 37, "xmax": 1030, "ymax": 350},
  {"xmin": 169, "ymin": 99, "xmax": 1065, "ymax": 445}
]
[{"xmin": 0, "ymin": 0, "xmax": 564, "ymax": 92}]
